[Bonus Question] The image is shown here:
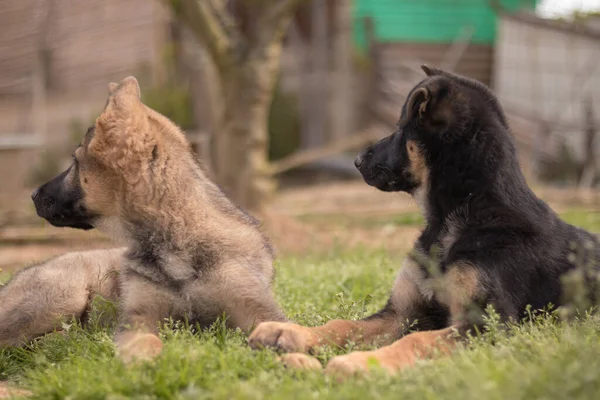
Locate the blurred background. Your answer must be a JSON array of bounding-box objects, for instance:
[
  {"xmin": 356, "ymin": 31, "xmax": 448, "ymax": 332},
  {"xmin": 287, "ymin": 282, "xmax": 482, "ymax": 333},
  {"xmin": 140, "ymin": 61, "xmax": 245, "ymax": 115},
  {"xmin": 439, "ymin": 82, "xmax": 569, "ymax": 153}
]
[{"xmin": 0, "ymin": 0, "xmax": 598, "ymax": 272}]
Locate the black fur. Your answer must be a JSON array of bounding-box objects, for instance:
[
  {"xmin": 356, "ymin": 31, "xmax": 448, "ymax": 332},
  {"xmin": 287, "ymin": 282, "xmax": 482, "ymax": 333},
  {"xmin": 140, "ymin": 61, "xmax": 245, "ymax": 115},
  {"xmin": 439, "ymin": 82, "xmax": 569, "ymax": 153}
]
[
  {"xmin": 356, "ymin": 66, "xmax": 599, "ymax": 326},
  {"xmin": 31, "ymin": 165, "xmax": 96, "ymax": 230},
  {"xmin": 125, "ymin": 225, "xmax": 218, "ymax": 292},
  {"xmin": 31, "ymin": 125, "xmax": 99, "ymax": 230}
]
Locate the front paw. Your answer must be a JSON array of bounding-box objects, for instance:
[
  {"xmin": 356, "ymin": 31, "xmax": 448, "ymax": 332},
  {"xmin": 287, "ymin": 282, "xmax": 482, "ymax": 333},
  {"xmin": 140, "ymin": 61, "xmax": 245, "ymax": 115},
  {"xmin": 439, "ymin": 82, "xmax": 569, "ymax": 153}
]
[
  {"xmin": 248, "ymin": 322, "xmax": 318, "ymax": 353},
  {"xmin": 116, "ymin": 332, "xmax": 163, "ymax": 364}
]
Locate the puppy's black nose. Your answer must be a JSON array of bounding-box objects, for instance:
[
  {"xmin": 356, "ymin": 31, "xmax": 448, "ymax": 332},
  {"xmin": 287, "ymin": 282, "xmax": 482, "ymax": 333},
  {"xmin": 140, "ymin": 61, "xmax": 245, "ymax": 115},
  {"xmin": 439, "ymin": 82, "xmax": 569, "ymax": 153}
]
[
  {"xmin": 31, "ymin": 188, "xmax": 40, "ymax": 201},
  {"xmin": 354, "ymin": 155, "xmax": 364, "ymax": 168}
]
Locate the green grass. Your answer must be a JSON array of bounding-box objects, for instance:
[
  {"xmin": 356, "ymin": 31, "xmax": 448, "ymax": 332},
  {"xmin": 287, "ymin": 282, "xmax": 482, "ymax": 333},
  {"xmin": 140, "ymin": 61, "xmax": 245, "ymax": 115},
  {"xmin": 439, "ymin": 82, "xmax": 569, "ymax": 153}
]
[
  {"xmin": 1, "ymin": 247, "xmax": 600, "ymax": 400},
  {"xmin": 297, "ymin": 208, "xmax": 599, "ymax": 231},
  {"xmin": 297, "ymin": 212, "xmax": 425, "ymax": 228},
  {"xmin": 561, "ymin": 209, "xmax": 600, "ymax": 232}
]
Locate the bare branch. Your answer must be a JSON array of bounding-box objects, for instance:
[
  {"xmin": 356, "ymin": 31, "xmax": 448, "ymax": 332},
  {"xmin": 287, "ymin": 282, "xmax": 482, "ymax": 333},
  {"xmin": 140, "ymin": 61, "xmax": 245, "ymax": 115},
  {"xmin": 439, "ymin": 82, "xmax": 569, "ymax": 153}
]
[
  {"xmin": 208, "ymin": 0, "xmax": 243, "ymax": 48},
  {"xmin": 266, "ymin": 0, "xmax": 306, "ymax": 23},
  {"xmin": 248, "ymin": 0, "xmax": 305, "ymax": 60},
  {"xmin": 166, "ymin": 0, "xmax": 237, "ymax": 71},
  {"xmin": 268, "ymin": 125, "xmax": 384, "ymax": 176}
]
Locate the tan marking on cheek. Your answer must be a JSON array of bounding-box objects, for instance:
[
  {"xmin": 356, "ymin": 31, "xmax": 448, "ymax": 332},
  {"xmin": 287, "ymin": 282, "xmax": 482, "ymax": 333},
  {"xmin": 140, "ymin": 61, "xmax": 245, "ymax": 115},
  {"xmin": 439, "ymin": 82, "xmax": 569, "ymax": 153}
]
[
  {"xmin": 406, "ymin": 140, "xmax": 429, "ymax": 214},
  {"xmin": 406, "ymin": 140, "xmax": 427, "ymax": 184}
]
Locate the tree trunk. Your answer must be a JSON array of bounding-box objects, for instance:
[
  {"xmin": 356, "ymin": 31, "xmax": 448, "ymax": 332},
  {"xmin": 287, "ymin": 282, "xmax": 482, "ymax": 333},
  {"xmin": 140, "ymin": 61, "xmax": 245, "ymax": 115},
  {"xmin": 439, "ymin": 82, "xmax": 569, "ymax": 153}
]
[
  {"xmin": 214, "ymin": 39, "xmax": 284, "ymax": 210},
  {"xmin": 578, "ymin": 95, "xmax": 597, "ymax": 190},
  {"xmin": 166, "ymin": 0, "xmax": 300, "ymax": 211}
]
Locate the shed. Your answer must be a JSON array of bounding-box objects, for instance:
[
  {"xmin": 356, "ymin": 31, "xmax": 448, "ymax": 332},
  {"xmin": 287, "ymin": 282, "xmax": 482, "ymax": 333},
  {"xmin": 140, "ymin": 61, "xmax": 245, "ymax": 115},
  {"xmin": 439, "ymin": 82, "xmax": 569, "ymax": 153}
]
[
  {"xmin": 0, "ymin": 0, "xmax": 169, "ymax": 198},
  {"xmin": 352, "ymin": 0, "xmax": 538, "ymax": 86},
  {"xmin": 493, "ymin": 11, "xmax": 600, "ymax": 175}
]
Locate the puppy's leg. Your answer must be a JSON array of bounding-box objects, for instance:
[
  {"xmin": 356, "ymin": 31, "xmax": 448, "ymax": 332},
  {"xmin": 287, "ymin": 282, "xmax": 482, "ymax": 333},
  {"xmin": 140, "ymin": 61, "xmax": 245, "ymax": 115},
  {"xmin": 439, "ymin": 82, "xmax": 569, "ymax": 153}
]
[
  {"xmin": 200, "ymin": 262, "xmax": 329, "ymax": 369},
  {"xmin": 222, "ymin": 282, "xmax": 287, "ymax": 332},
  {"xmin": 247, "ymin": 308, "xmax": 404, "ymax": 371},
  {"xmin": 230, "ymin": 283, "xmax": 326, "ymax": 368},
  {"xmin": 325, "ymin": 325, "xmax": 463, "ymax": 379},
  {"xmin": 325, "ymin": 262, "xmax": 485, "ymax": 379},
  {"xmin": 199, "ymin": 261, "xmax": 287, "ymax": 332},
  {"xmin": 224, "ymin": 287, "xmax": 287, "ymax": 331},
  {"xmin": 0, "ymin": 249, "xmax": 123, "ymax": 347},
  {"xmin": 248, "ymin": 257, "xmax": 430, "ymax": 355},
  {"xmin": 114, "ymin": 271, "xmax": 181, "ymax": 363},
  {"xmin": 248, "ymin": 310, "xmax": 401, "ymax": 354}
]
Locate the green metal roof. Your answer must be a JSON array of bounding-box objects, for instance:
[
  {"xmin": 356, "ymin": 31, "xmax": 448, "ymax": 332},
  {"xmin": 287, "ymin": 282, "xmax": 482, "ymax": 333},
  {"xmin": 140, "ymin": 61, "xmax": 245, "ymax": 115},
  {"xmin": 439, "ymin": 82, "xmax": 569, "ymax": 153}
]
[{"xmin": 353, "ymin": 0, "xmax": 538, "ymax": 48}]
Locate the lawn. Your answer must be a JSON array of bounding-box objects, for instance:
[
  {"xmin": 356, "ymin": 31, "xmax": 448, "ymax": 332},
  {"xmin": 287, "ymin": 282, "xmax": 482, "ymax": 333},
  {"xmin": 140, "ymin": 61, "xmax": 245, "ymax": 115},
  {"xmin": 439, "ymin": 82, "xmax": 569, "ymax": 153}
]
[{"xmin": 0, "ymin": 210, "xmax": 599, "ymax": 399}]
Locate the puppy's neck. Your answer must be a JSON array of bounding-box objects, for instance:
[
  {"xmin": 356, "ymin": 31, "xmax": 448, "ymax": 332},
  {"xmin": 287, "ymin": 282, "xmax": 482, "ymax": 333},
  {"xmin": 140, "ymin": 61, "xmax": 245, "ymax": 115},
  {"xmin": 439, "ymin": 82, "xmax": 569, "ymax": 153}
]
[
  {"xmin": 411, "ymin": 185, "xmax": 429, "ymax": 218},
  {"xmin": 94, "ymin": 216, "xmax": 134, "ymax": 246},
  {"xmin": 118, "ymin": 176, "xmax": 260, "ymax": 252}
]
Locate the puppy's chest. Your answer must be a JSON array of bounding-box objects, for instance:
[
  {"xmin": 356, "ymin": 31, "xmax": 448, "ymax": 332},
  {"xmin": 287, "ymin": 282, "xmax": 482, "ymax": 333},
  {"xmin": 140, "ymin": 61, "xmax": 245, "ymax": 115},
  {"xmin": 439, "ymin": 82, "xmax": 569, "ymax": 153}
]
[
  {"xmin": 421, "ymin": 216, "xmax": 482, "ymax": 264},
  {"xmin": 401, "ymin": 245, "xmax": 456, "ymax": 301},
  {"xmin": 125, "ymin": 250, "xmax": 206, "ymax": 288},
  {"xmin": 159, "ymin": 254, "xmax": 200, "ymax": 281}
]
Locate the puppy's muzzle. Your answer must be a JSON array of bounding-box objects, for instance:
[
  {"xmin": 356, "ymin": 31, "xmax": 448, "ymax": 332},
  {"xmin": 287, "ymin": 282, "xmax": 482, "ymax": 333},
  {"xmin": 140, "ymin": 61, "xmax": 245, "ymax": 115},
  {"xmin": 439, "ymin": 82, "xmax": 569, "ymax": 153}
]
[{"xmin": 354, "ymin": 148, "xmax": 372, "ymax": 170}]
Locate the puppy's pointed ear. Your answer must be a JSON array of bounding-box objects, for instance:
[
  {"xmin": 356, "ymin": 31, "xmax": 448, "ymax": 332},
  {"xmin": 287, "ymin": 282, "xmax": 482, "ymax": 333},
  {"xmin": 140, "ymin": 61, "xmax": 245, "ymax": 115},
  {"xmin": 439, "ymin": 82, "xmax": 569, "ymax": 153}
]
[
  {"xmin": 421, "ymin": 64, "xmax": 435, "ymax": 76},
  {"xmin": 94, "ymin": 76, "xmax": 150, "ymax": 159},
  {"xmin": 105, "ymin": 76, "xmax": 144, "ymax": 115},
  {"xmin": 107, "ymin": 76, "xmax": 142, "ymax": 100},
  {"xmin": 401, "ymin": 80, "xmax": 453, "ymax": 132},
  {"xmin": 400, "ymin": 87, "xmax": 431, "ymax": 128},
  {"xmin": 421, "ymin": 64, "xmax": 454, "ymax": 79},
  {"xmin": 118, "ymin": 76, "xmax": 142, "ymax": 99},
  {"xmin": 108, "ymin": 82, "xmax": 119, "ymax": 95}
]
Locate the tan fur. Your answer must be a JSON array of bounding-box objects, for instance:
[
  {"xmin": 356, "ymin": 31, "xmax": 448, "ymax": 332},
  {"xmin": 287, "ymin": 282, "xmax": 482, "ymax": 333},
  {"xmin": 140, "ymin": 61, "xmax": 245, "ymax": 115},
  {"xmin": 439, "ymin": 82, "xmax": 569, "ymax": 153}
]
[
  {"xmin": 280, "ymin": 353, "xmax": 323, "ymax": 370},
  {"xmin": 249, "ymin": 314, "xmax": 401, "ymax": 355},
  {"xmin": 439, "ymin": 263, "xmax": 482, "ymax": 325},
  {"xmin": 0, "ymin": 248, "xmax": 123, "ymax": 347},
  {"xmin": 323, "ymin": 263, "xmax": 481, "ymax": 379},
  {"xmin": 248, "ymin": 256, "xmax": 435, "ymax": 356},
  {"xmin": 324, "ymin": 326, "xmax": 459, "ymax": 380},
  {"xmin": 1, "ymin": 77, "xmax": 285, "ymax": 360},
  {"xmin": 77, "ymin": 80, "xmax": 270, "ymax": 259},
  {"xmin": 392, "ymin": 257, "xmax": 434, "ymax": 305},
  {"xmin": 250, "ymin": 253, "xmax": 482, "ymax": 377},
  {"xmin": 115, "ymin": 331, "xmax": 163, "ymax": 363},
  {"xmin": 406, "ymin": 140, "xmax": 430, "ymax": 214}
]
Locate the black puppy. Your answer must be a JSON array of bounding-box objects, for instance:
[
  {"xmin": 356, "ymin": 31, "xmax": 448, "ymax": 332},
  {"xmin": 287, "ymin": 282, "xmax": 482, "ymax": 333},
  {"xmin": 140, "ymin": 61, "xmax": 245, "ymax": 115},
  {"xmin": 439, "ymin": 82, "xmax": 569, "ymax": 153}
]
[{"xmin": 248, "ymin": 65, "xmax": 599, "ymax": 377}]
